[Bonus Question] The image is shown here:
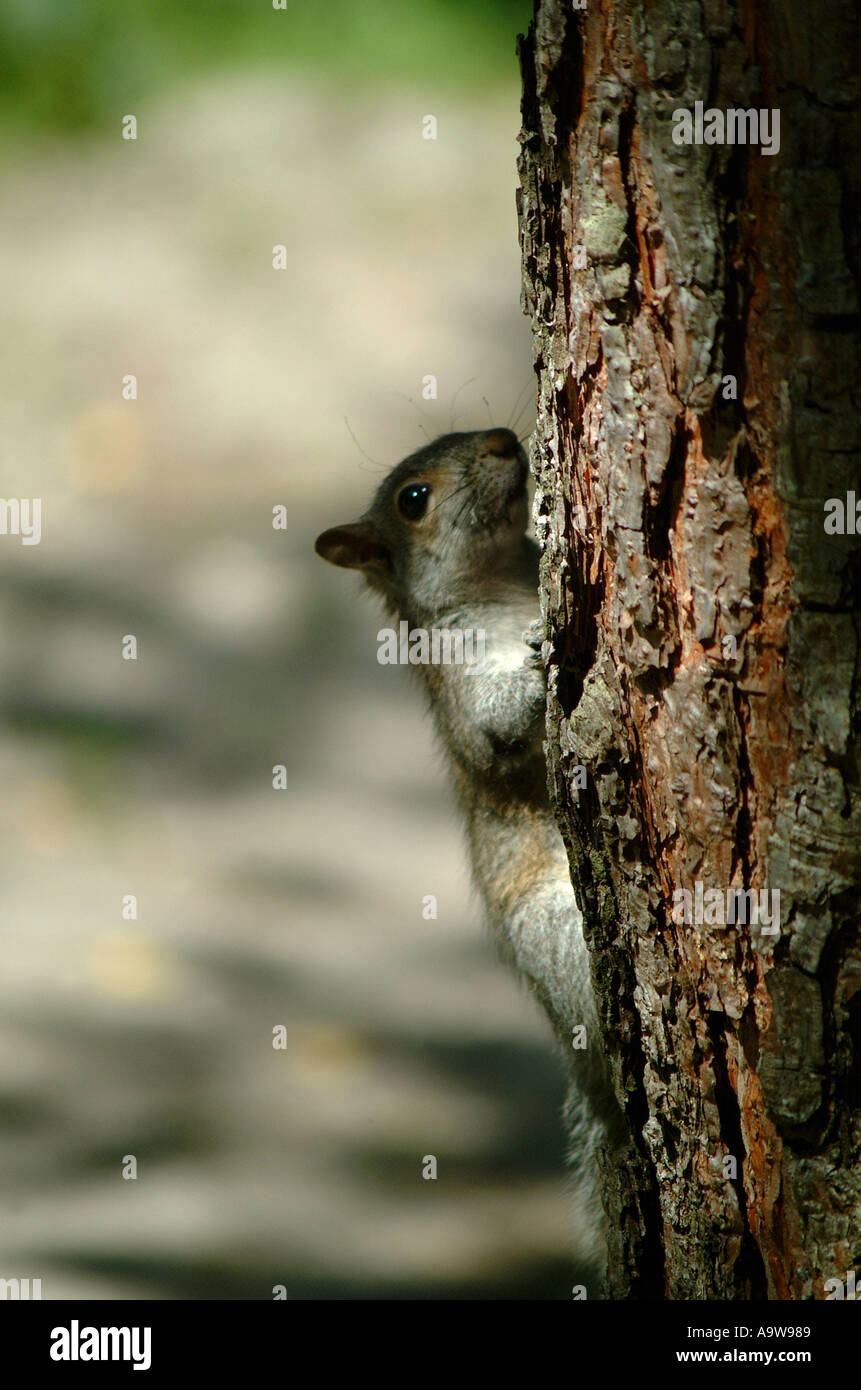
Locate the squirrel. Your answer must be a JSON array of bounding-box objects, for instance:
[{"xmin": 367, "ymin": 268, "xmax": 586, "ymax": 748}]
[{"xmin": 315, "ymin": 426, "xmax": 624, "ymax": 1283}]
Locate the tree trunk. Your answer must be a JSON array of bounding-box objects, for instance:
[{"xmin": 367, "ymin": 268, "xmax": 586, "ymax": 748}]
[{"xmin": 517, "ymin": 0, "xmax": 861, "ymax": 1299}]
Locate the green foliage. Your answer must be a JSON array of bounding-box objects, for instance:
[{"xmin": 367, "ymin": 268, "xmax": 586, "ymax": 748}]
[{"xmin": 0, "ymin": 0, "xmax": 532, "ymax": 134}]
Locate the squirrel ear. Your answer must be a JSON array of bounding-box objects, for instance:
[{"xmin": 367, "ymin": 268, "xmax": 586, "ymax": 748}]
[{"xmin": 315, "ymin": 523, "xmax": 390, "ymax": 572}]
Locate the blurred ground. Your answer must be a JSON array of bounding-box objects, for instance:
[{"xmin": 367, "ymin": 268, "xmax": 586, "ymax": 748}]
[{"xmin": 0, "ymin": 64, "xmax": 584, "ymax": 1299}]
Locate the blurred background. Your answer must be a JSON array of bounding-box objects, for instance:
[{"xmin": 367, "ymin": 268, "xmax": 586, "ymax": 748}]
[{"xmin": 0, "ymin": 0, "xmax": 585, "ymax": 1299}]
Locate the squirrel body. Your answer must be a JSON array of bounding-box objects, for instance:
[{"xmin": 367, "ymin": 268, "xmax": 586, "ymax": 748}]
[{"xmin": 316, "ymin": 427, "xmax": 622, "ymax": 1276}]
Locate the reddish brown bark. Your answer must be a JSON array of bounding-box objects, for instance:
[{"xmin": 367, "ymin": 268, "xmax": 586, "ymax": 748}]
[{"xmin": 518, "ymin": 0, "xmax": 861, "ymax": 1298}]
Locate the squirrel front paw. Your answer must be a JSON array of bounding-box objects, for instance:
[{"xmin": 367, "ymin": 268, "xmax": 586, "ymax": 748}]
[{"xmin": 523, "ymin": 617, "xmax": 546, "ymax": 670}]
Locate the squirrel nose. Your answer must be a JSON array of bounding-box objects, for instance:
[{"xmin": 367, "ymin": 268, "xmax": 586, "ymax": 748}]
[{"xmin": 482, "ymin": 428, "xmax": 521, "ymax": 458}]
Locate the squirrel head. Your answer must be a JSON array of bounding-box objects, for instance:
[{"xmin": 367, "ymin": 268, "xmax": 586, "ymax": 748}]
[{"xmin": 315, "ymin": 428, "xmax": 530, "ymax": 617}]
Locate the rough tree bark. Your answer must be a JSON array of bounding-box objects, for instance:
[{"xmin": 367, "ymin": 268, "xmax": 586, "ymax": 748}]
[{"xmin": 517, "ymin": 0, "xmax": 861, "ymax": 1298}]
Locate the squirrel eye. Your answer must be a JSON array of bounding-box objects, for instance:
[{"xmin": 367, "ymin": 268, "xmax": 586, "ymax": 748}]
[{"xmin": 397, "ymin": 482, "xmax": 432, "ymax": 521}]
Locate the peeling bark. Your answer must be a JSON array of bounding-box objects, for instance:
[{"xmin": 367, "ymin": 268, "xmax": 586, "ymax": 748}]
[{"xmin": 518, "ymin": 0, "xmax": 861, "ymax": 1299}]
